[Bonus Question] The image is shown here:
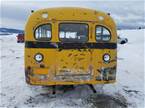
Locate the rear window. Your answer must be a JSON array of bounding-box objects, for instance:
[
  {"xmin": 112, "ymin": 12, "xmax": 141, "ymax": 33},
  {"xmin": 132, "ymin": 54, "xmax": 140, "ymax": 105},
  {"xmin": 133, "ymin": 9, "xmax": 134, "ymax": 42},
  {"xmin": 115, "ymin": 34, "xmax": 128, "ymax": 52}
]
[
  {"xmin": 34, "ymin": 24, "xmax": 51, "ymax": 41},
  {"xmin": 96, "ymin": 26, "xmax": 111, "ymax": 42},
  {"xmin": 59, "ymin": 23, "xmax": 88, "ymax": 43}
]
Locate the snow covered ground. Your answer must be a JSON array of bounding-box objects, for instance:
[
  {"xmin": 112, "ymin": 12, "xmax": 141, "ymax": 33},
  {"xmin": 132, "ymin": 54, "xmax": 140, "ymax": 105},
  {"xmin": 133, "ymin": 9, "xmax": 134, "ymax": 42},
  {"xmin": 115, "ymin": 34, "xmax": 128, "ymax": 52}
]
[{"xmin": 0, "ymin": 29, "xmax": 144, "ymax": 108}]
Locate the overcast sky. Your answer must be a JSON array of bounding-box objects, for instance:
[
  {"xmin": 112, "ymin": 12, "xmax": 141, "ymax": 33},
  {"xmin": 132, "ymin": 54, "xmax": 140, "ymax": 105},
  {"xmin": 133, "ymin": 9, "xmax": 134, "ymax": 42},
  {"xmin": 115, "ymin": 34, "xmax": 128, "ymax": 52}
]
[{"xmin": 1, "ymin": 0, "xmax": 145, "ymax": 30}]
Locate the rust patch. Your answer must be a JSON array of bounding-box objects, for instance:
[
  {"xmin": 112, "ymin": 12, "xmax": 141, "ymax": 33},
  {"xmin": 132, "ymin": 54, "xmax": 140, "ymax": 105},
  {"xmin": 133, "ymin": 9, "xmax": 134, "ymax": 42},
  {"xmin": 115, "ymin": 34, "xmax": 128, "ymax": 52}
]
[
  {"xmin": 78, "ymin": 58, "xmax": 85, "ymax": 61},
  {"xmin": 96, "ymin": 66, "xmax": 116, "ymax": 81},
  {"xmin": 26, "ymin": 66, "xmax": 33, "ymax": 76},
  {"xmin": 62, "ymin": 66, "xmax": 67, "ymax": 68},
  {"xmin": 79, "ymin": 67, "xmax": 84, "ymax": 70},
  {"xmin": 60, "ymin": 59, "xmax": 64, "ymax": 62},
  {"xmin": 73, "ymin": 63, "xmax": 76, "ymax": 66},
  {"xmin": 110, "ymin": 59, "xmax": 116, "ymax": 62},
  {"xmin": 80, "ymin": 53, "xmax": 85, "ymax": 56},
  {"xmin": 25, "ymin": 68, "xmax": 31, "ymax": 83},
  {"xmin": 83, "ymin": 12, "xmax": 87, "ymax": 15},
  {"xmin": 88, "ymin": 65, "xmax": 93, "ymax": 72},
  {"xmin": 40, "ymin": 64, "xmax": 45, "ymax": 68},
  {"xmin": 68, "ymin": 53, "xmax": 72, "ymax": 57},
  {"xmin": 74, "ymin": 54, "xmax": 78, "ymax": 56},
  {"xmin": 98, "ymin": 61, "xmax": 102, "ymax": 64}
]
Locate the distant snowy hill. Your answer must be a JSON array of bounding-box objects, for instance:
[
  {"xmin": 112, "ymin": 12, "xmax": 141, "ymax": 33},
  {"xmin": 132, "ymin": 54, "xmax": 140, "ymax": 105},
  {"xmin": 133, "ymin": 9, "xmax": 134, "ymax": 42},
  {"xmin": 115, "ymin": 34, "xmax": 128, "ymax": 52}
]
[
  {"xmin": 117, "ymin": 25, "xmax": 145, "ymax": 30},
  {"xmin": 0, "ymin": 28, "xmax": 24, "ymax": 35}
]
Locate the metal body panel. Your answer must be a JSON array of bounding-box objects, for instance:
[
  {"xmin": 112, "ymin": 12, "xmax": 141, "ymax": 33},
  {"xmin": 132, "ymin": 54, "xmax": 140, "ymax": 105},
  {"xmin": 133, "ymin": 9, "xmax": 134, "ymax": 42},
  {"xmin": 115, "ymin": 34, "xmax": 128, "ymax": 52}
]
[{"xmin": 24, "ymin": 7, "xmax": 117, "ymax": 85}]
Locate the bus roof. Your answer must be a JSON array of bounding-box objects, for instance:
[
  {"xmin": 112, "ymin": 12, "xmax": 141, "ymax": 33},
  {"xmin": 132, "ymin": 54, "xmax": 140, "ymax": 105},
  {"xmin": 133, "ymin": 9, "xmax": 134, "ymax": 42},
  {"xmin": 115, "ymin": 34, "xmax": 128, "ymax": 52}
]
[{"xmin": 27, "ymin": 7, "xmax": 115, "ymax": 25}]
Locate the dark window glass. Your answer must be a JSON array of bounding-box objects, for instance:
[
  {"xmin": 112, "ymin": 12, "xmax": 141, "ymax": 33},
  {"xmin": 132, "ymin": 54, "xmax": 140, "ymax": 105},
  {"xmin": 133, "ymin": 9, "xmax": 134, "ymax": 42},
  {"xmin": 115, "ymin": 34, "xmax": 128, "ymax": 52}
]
[
  {"xmin": 59, "ymin": 23, "xmax": 88, "ymax": 43},
  {"xmin": 96, "ymin": 26, "xmax": 111, "ymax": 41},
  {"xmin": 35, "ymin": 24, "xmax": 51, "ymax": 41}
]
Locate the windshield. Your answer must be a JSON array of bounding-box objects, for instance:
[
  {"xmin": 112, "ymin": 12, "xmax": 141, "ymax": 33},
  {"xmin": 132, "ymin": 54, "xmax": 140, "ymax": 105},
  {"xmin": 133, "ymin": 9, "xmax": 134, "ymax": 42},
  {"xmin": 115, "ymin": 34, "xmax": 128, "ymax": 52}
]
[{"xmin": 59, "ymin": 23, "xmax": 88, "ymax": 43}]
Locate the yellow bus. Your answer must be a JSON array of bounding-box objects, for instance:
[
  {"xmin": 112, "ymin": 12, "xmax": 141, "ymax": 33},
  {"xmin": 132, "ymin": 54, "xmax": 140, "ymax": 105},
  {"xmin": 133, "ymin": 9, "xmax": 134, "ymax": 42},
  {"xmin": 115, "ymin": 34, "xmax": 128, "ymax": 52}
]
[{"xmin": 25, "ymin": 7, "xmax": 117, "ymax": 93}]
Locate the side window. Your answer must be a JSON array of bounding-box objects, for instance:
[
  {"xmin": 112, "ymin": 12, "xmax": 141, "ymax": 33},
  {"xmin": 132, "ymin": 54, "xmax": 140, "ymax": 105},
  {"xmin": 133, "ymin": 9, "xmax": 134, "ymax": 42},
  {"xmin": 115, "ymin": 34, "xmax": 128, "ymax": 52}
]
[
  {"xmin": 96, "ymin": 26, "xmax": 111, "ymax": 42},
  {"xmin": 35, "ymin": 24, "xmax": 51, "ymax": 41}
]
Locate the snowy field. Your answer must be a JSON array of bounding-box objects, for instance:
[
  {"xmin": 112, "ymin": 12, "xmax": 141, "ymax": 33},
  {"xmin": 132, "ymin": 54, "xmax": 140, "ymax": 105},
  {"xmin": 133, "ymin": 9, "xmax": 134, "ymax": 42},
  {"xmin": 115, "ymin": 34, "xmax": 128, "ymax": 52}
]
[{"xmin": 0, "ymin": 29, "xmax": 144, "ymax": 108}]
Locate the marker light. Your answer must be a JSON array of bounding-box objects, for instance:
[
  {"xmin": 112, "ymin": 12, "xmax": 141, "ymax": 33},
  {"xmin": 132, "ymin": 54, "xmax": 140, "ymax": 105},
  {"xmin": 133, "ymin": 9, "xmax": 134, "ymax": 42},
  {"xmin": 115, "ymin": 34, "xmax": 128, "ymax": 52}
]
[
  {"xmin": 42, "ymin": 13, "xmax": 48, "ymax": 18},
  {"xmin": 98, "ymin": 16, "xmax": 104, "ymax": 21}
]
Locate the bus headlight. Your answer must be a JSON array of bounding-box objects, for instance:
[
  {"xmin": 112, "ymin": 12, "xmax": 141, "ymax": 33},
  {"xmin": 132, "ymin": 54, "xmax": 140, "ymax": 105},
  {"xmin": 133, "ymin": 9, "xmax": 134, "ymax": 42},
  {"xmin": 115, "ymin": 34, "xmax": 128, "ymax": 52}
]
[
  {"xmin": 34, "ymin": 53, "xmax": 43, "ymax": 62},
  {"xmin": 103, "ymin": 54, "xmax": 110, "ymax": 62}
]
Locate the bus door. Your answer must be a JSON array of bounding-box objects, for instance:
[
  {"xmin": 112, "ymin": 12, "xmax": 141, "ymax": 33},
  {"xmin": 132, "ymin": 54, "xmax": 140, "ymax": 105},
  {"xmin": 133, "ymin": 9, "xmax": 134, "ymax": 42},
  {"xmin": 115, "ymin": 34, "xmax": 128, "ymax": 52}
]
[{"xmin": 55, "ymin": 23, "xmax": 92, "ymax": 81}]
